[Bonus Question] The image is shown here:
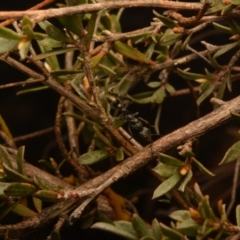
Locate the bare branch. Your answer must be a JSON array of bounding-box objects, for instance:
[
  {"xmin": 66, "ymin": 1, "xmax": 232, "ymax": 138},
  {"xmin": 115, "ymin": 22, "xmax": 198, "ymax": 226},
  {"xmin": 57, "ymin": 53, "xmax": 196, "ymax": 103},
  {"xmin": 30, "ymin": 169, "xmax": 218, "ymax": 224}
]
[{"xmin": 0, "ymin": 1, "xmax": 203, "ymax": 22}]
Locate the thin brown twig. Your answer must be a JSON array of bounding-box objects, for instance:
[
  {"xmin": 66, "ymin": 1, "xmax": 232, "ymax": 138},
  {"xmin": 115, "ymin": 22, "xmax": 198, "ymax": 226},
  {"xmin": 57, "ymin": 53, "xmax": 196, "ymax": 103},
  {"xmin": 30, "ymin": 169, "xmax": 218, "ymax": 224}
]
[
  {"xmin": 186, "ymin": 44, "xmax": 212, "ymax": 66},
  {"xmin": 153, "ymin": 45, "xmax": 222, "ymax": 71},
  {"xmin": 0, "ymin": 0, "xmax": 55, "ymax": 27},
  {"xmin": 0, "ymin": 1, "xmax": 203, "ymax": 22},
  {"xmin": 55, "ymin": 96, "xmax": 89, "ymax": 180},
  {"xmin": 93, "ymin": 22, "xmax": 163, "ymax": 42},
  {"xmin": 64, "ymin": 51, "xmax": 80, "ymax": 156},
  {"xmin": 168, "ymin": 0, "xmax": 211, "ymax": 25},
  {"xmin": 13, "ymin": 127, "xmax": 55, "ymax": 142},
  {"xmin": 0, "ymin": 79, "xmax": 45, "ymax": 90}
]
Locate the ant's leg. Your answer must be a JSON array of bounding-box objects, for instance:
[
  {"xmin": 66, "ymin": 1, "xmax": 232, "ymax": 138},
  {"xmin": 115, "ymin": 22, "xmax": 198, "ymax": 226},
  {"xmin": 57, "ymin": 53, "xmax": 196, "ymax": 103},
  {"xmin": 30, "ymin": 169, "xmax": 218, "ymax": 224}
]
[{"xmin": 127, "ymin": 125, "xmax": 134, "ymax": 141}]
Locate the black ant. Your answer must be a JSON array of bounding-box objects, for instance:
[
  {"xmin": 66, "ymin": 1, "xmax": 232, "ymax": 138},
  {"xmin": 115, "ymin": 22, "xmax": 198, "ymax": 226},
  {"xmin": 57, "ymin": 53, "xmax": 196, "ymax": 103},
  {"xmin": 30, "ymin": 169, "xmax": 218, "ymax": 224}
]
[{"xmin": 106, "ymin": 93, "xmax": 154, "ymax": 144}]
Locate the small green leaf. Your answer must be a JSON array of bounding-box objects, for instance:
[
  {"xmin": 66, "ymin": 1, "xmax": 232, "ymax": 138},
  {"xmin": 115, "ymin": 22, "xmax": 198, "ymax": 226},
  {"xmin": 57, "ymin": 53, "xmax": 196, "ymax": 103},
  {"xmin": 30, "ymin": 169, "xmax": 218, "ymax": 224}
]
[
  {"xmin": 4, "ymin": 183, "xmax": 37, "ymax": 196},
  {"xmin": 236, "ymin": 205, "xmax": 240, "ymax": 226},
  {"xmin": 114, "ymin": 41, "xmax": 150, "ymax": 64},
  {"xmin": 3, "ymin": 164, "xmax": 33, "ymax": 183},
  {"xmin": 131, "ymin": 96, "xmax": 152, "ymax": 104},
  {"xmin": 231, "ymin": 111, "xmax": 240, "ymax": 122},
  {"xmin": 34, "ymin": 190, "xmax": 59, "ymax": 202},
  {"xmin": 114, "ymin": 221, "xmax": 136, "ymax": 236},
  {"xmin": 160, "ymin": 29, "xmax": 182, "ymax": 46},
  {"xmin": 12, "ymin": 203, "xmax": 37, "ymax": 217},
  {"xmin": 0, "ymin": 182, "xmax": 11, "ymax": 198},
  {"xmin": 219, "ymin": 140, "xmax": 240, "ymax": 164},
  {"xmin": 0, "ymin": 145, "xmax": 13, "ymax": 168},
  {"xmin": 32, "ymin": 32, "xmax": 46, "ymax": 40},
  {"xmin": 151, "ymin": 88, "xmax": 166, "ymax": 104},
  {"xmin": 197, "ymin": 82, "xmax": 215, "ymax": 105},
  {"xmin": 169, "ymin": 210, "xmax": 192, "ymax": 221},
  {"xmin": 34, "ymin": 176, "xmax": 57, "ymax": 190},
  {"xmin": 152, "ymin": 173, "xmax": 182, "ymax": 199},
  {"xmin": 0, "ymin": 38, "xmax": 19, "ymax": 54},
  {"xmin": 228, "ymin": 19, "xmax": 240, "ymax": 35},
  {"xmin": 159, "ymin": 153, "xmax": 185, "ymax": 167},
  {"xmin": 153, "ymin": 163, "xmax": 178, "ymax": 178},
  {"xmin": 152, "ymin": 219, "xmax": 162, "ymax": 240},
  {"xmin": 38, "ymin": 44, "xmax": 60, "ymax": 70},
  {"xmin": 0, "ymin": 200, "xmax": 18, "ymax": 221},
  {"xmin": 212, "ymin": 22, "xmax": 233, "ymax": 34},
  {"xmin": 221, "ymin": 4, "xmax": 235, "ymax": 15},
  {"xmin": 154, "ymin": 12, "xmax": 178, "ymax": 28},
  {"xmin": 78, "ymin": 150, "xmax": 110, "ymax": 165},
  {"xmin": 165, "ymin": 83, "xmax": 175, "ymax": 94},
  {"xmin": 0, "ymin": 26, "xmax": 23, "ymax": 40},
  {"xmin": 198, "ymin": 196, "xmax": 215, "ymax": 219},
  {"xmin": 192, "ymin": 158, "xmax": 215, "ymax": 176},
  {"xmin": 116, "ymin": 148, "xmax": 124, "ymax": 161},
  {"xmin": 17, "ymin": 86, "xmax": 48, "ymax": 95},
  {"xmin": 17, "ymin": 146, "xmax": 25, "ymax": 174},
  {"xmin": 37, "ymin": 37, "xmax": 64, "ymax": 48},
  {"xmin": 182, "ymin": 34, "xmax": 193, "ymax": 51},
  {"xmin": 85, "ymin": 13, "xmax": 98, "ymax": 47},
  {"xmin": 33, "ymin": 197, "xmax": 42, "ymax": 213},
  {"xmin": 147, "ymin": 81, "xmax": 161, "ymax": 88},
  {"xmin": 91, "ymin": 222, "xmax": 138, "ymax": 240},
  {"xmin": 178, "ymin": 169, "xmax": 193, "ymax": 192},
  {"xmin": 175, "ymin": 219, "xmax": 199, "ymax": 236},
  {"xmin": 177, "ymin": 68, "xmax": 208, "ymax": 81},
  {"xmin": 160, "ymin": 222, "xmax": 185, "ymax": 240},
  {"xmin": 214, "ymin": 42, "xmax": 238, "ymax": 59},
  {"xmin": 21, "ymin": 16, "xmax": 34, "ymax": 38},
  {"xmin": 132, "ymin": 214, "xmax": 154, "ymax": 238},
  {"xmin": 117, "ymin": 76, "xmax": 132, "ymax": 95},
  {"xmin": 46, "ymin": 24, "xmax": 71, "ymax": 43},
  {"xmin": 145, "ymin": 42, "xmax": 156, "ymax": 63},
  {"xmin": 58, "ymin": 15, "xmax": 84, "ymax": 38}
]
